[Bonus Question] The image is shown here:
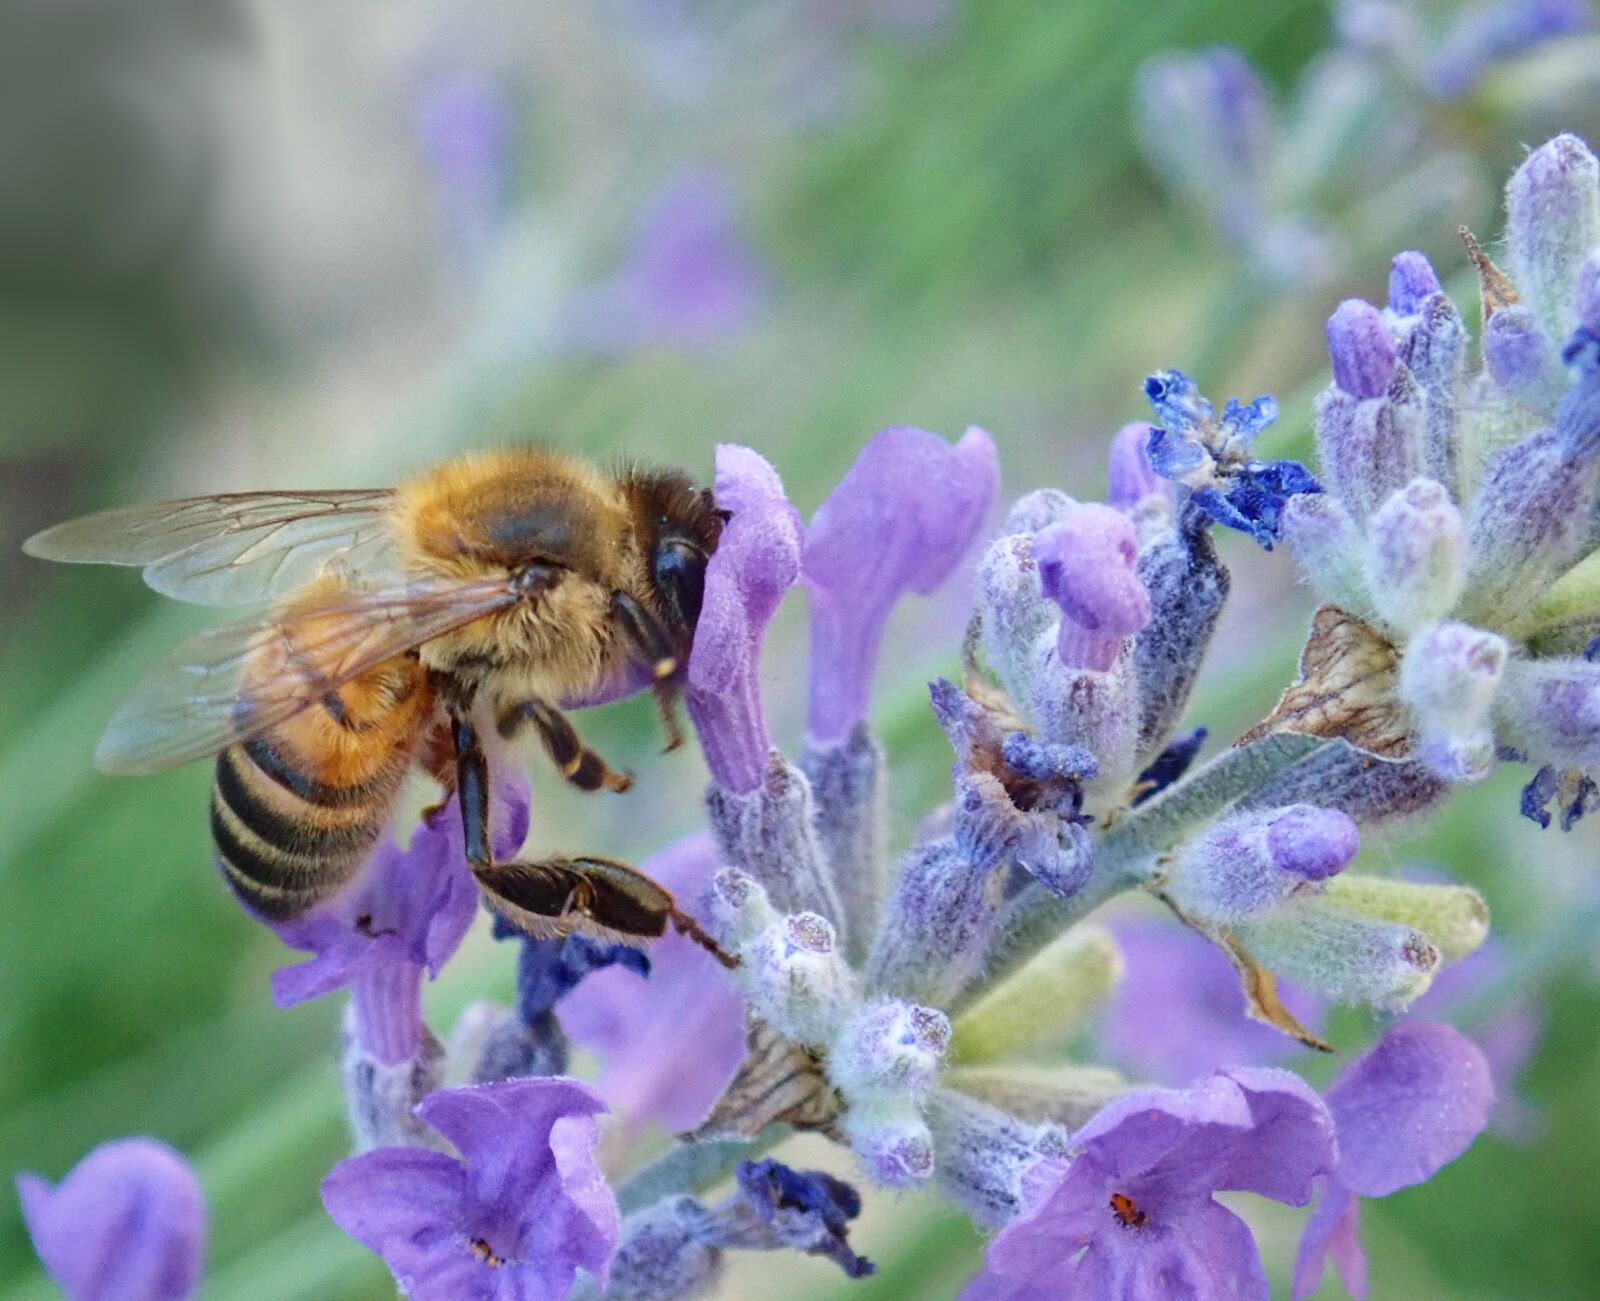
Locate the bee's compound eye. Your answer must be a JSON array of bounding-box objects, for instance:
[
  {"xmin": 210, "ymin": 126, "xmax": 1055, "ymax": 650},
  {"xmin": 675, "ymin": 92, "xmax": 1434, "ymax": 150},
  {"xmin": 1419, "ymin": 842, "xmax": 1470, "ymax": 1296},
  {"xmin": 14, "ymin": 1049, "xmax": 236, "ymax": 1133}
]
[
  {"xmin": 653, "ymin": 539, "xmax": 708, "ymax": 630},
  {"xmin": 513, "ymin": 562, "xmax": 562, "ymax": 596}
]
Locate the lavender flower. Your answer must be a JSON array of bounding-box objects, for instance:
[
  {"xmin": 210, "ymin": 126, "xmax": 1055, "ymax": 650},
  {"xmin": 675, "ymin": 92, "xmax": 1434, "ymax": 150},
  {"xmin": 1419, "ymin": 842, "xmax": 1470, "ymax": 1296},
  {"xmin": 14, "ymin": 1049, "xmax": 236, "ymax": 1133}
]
[
  {"xmin": 1102, "ymin": 917, "xmax": 1325, "ymax": 1086},
  {"xmin": 17, "ymin": 1138, "xmax": 206, "ymax": 1301},
  {"xmin": 270, "ymin": 775, "xmax": 531, "ymax": 1064},
  {"xmin": 801, "ymin": 424, "xmax": 998, "ymax": 746},
  {"xmin": 1425, "ymin": 0, "xmax": 1592, "ymax": 99},
  {"xmin": 567, "ymin": 168, "xmax": 765, "ymax": 355},
  {"xmin": 322, "ymin": 1077, "xmax": 619, "ymax": 1300},
  {"xmin": 687, "ymin": 443, "xmax": 803, "ymax": 795},
  {"xmin": 963, "ymin": 1069, "xmax": 1335, "ymax": 1300},
  {"xmin": 414, "ymin": 66, "xmax": 513, "ymax": 266},
  {"xmin": 1292, "ymin": 1023, "xmax": 1492, "ymax": 1299},
  {"xmin": 557, "ymin": 833, "xmax": 746, "ymax": 1132}
]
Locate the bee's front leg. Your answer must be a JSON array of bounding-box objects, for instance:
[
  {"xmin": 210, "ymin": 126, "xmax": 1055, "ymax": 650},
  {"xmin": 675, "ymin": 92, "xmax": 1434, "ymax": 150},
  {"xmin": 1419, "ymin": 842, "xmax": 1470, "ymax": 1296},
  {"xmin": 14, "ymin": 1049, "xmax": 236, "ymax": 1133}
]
[
  {"xmin": 451, "ymin": 712, "xmax": 494, "ymax": 871},
  {"xmin": 495, "ymin": 697, "xmax": 633, "ymax": 794}
]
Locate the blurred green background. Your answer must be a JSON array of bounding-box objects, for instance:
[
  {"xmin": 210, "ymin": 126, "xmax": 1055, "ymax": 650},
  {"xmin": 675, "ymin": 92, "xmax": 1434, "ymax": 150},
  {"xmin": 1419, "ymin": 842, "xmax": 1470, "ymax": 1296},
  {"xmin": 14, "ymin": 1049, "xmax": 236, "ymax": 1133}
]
[{"xmin": 3, "ymin": 1, "xmax": 1599, "ymax": 1296}]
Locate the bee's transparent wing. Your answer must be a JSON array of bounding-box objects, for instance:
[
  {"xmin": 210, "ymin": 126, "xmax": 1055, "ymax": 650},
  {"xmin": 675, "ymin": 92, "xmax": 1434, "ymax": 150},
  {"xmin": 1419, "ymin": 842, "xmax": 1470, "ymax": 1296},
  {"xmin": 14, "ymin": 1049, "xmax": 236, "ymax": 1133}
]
[
  {"xmin": 23, "ymin": 489, "xmax": 398, "ymax": 605},
  {"xmin": 95, "ymin": 576, "xmax": 519, "ymax": 775}
]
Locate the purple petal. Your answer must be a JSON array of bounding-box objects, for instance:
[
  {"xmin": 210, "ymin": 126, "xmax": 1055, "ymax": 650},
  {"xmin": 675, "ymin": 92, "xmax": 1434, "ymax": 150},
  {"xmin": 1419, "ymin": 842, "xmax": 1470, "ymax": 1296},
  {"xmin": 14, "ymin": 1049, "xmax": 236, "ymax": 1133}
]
[
  {"xmin": 1033, "ymin": 503, "xmax": 1151, "ymax": 672},
  {"xmin": 559, "ymin": 833, "xmax": 745, "ymax": 1131},
  {"xmin": 17, "ymin": 1139, "xmax": 207, "ymax": 1301},
  {"xmin": 320, "ymin": 1147, "xmax": 470, "ymax": 1262},
  {"xmin": 1292, "ymin": 1180, "xmax": 1367, "ymax": 1300},
  {"xmin": 1213, "ymin": 1068, "xmax": 1337, "ymax": 1204},
  {"xmin": 1325, "ymin": 1022, "xmax": 1493, "ymax": 1197},
  {"xmin": 687, "ymin": 445, "xmax": 803, "ymax": 792},
  {"xmin": 802, "ymin": 425, "xmax": 998, "ymax": 743},
  {"xmin": 418, "ymin": 1077, "xmax": 608, "ymax": 1194}
]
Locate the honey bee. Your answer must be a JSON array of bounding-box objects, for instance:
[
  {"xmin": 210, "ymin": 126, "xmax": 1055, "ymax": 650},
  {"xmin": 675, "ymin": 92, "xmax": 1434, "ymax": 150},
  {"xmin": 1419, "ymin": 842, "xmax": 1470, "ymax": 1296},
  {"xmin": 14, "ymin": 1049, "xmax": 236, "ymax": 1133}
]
[{"xmin": 24, "ymin": 448, "xmax": 731, "ymax": 958}]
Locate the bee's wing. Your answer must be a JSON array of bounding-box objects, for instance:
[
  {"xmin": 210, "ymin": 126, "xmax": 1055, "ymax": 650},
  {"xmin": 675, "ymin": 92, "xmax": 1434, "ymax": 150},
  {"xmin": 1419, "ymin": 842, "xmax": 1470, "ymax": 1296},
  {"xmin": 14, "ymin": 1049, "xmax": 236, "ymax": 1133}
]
[
  {"xmin": 23, "ymin": 490, "xmax": 398, "ymax": 605},
  {"xmin": 95, "ymin": 576, "xmax": 519, "ymax": 775}
]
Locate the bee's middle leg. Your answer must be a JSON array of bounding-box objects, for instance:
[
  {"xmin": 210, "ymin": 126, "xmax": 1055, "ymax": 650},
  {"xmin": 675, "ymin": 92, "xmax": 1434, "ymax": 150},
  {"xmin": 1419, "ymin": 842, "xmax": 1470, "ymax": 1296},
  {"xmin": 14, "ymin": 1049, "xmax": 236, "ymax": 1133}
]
[{"xmin": 496, "ymin": 697, "xmax": 633, "ymax": 793}]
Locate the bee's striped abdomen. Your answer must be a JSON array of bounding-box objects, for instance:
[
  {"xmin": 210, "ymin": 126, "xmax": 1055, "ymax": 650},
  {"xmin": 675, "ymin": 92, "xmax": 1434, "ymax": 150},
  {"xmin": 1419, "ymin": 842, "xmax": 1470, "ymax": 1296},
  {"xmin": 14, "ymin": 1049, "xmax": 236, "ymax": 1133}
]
[{"xmin": 211, "ymin": 657, "xmax": 434, "ymax": 920}]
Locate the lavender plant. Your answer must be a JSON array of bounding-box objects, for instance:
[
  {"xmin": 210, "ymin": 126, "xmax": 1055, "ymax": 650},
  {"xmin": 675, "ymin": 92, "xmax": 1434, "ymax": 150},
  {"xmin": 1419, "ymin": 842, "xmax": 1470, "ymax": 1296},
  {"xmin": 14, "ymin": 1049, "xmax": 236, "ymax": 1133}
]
[{"xmin": 24, "ymin": 134, "xmax": 1600, "ymax": 1301}]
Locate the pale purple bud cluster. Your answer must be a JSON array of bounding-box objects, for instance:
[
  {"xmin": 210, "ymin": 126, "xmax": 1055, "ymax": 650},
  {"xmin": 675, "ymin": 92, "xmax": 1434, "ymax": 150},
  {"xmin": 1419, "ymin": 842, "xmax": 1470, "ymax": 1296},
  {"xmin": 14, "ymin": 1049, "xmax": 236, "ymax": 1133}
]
[
  {"xmin": 742, "ymin": 912, "xmax": 858, "ymax": 1046},
  {"xmin": 1398, "ymin": 621, "xmax": 1509, "ymax": 783},
  {"xmin": 925, "ymin": 1088, "xmax": 1069, "ymax": 1227},
  {"xmin": 1365, "ymin": 478, "xmax": 1466, "ymax": 633},
  {"xmin": 1166, "ymin": 805, "xmax": 1359, "ymax": 925}
]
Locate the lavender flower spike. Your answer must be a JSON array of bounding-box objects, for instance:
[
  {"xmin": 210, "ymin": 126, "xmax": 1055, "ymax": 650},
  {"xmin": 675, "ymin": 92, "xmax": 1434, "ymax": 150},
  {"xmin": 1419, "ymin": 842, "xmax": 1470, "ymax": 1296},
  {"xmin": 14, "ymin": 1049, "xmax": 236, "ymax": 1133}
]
[
  {"xmin": 964, "ymin": 1068, "xmax": 1335, "ymax": 1300},
  {"xmin": 1293, "ymin": 1023, "xmax": 1492, "ymax": 1300},
  {"xmin": 1505, "ymin": 132, "xmax": 1600, "ymax": 345},
  {"xmin": 687, "ymin": 443, "xmax": 803, "ymax": 794},
  {"xmin": 322, "ymin": 1077, "xmax": 619, "ymax": 1300},
  {"xmin": 18, "ymin": 1138, "xmax": 206, "ymax": 1301},
  {"xmin": 1033, "ymin": 503, "xmax": 1152, "ymax": 672},
  {"xmin": 802, "ymin": 424, "xmax": 998, "ymax": 745}
]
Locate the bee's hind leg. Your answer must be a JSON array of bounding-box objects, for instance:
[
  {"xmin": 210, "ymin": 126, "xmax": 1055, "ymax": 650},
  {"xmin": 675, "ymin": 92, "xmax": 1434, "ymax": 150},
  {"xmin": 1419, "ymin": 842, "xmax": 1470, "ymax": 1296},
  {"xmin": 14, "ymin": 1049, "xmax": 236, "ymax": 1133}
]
[{"xmin": 495, "ymin": 697, "xmax": 633, "ymax": 793}]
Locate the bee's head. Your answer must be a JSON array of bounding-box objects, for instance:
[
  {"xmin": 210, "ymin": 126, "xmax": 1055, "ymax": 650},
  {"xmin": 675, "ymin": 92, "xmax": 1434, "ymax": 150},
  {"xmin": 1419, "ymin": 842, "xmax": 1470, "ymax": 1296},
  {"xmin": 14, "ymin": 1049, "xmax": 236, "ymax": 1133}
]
[{"xmin": 624, "ymin": 467, "xmax": 725, "ymax": 642}]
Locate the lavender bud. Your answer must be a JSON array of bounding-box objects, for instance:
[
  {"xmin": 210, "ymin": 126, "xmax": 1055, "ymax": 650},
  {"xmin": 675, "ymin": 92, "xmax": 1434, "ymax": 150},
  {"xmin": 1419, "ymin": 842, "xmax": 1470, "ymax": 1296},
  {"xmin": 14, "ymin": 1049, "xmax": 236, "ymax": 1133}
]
[
  {"xmin": 1506, "ymin": 133, "xmax": 1600, "ymax": 344},
  {"xmin": 1033, "ymin": 505, "xmax": 1151, "ymax": 672},
  {"xmin": 950, "ymin": 924, "xmax": 1123, "ymax": 1064},
  {"xmin": 842, "ymin": 1105, "xmax": 936, "ymax": 1191},
  {"xmin": 1398, "ymin": 292, "xmax": 1468, "ymax": 495},
  {"xmin": 926, "ymin": 1089, "xmax": 1069, "ymax": 1227},
  {"xmin": 1107, "ymin": 421, "xmax": 1170, "ymax": 511},
  {"xmin": 1365, "ymin": 479, "xmax": 1467, "ymax": 633},
  {"xmin": 1496, "ymin": 655, "xmax": 1600, "ymax": 771},
  {"xmin": 1459, "ymin": 427, "xmax": 1600, "ymax": 626},
  {"xmin": 1003, "ymin": 488, "xmax": 1075, "ymax": 536},
  {"xmin": 743, "ymin": 913, "xmax": 857, "ymax": 1047},
  {"xmin": 702, "ymin": 866, "xmax": 779, "ymax": 950},
  {"xmin": 1280, "ymin": 492, "xmax": 1370, "ymax": 613},
  {"xmin": 706, "ymin": 752, "xmax": 844, "ymax": 926},
  {"xmin": 1486, "ymin": 303, "xmax": 1568, "ymax": 414},
  {"xmin": 832, "ymin": 999, "xmax": 951, "ymax": 1104},
  {"xmin": 605, "ymin": 1199, "xmax": 722, "ymax": 1301},
  {"xmin": 446, "ymin": 1002, "xmax": 567, "ymax": 1085},
  {"xmin": 1165, "ymin": 805, "xmax": 1358, "ymax": 925},
  {"xmin": 868, "ymin": 836, "xmax": 1004, "ymax": 1008},
  {"xmin": 978, "ymin": 532, "xmax": 1057, "ymax": 700},
  {"xmin": 1576, "ymin": 250, "xmax": 1600, "ymax": 335},
  {"xmin": 1313, "ymin": 365, "xmax": 1426, "ymax": 523},
  {"xmin": 800, "ymin": 726, "xmax": 887, "ymax": 963},
  {"xmin": 1388, "ymin": 250, "xmax": 1443, "ymax": 316},
  {"xmin": 1240, "ymin": 740, "xmax": 1448, "ymax": 828},
  {"xmin": 1398, "ymin": 621, "xmax": 1509, "ymax": 783},
  {"xmin": 1327, "ymin": 298, "xmax": 1398, "ymax": 399},
  {"xmin": 340, "ymin": 1007, "xmax": 445, "ymax": 1152},
  {"xmin": 1237, "ymin": 904, "xmax": 1440, "ymax": 1010},
  {"xmin": 1321, "ymin": 875, "xmax": 1489, "ymax": 962},
  {"xmin": 1132, "ymin": 502, "xmax": 1228, "ymax": 755}
]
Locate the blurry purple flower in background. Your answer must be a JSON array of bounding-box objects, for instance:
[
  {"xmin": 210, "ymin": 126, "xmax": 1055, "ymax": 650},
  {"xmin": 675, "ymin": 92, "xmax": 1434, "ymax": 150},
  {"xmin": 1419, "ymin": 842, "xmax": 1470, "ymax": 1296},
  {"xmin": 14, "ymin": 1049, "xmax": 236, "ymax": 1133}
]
[
  {"xmin": 270, "ymin": 777, "xmax": 532, "ymax": 1065},
  {"xmin": 964, "ymin": 1069, "xmax": 1335, "ymax": 1300},
  {"xmin": 1292, "ymin": 1022, "xmax": 1492, "ymax": 1300},
  {"xmin": 1423, "ymin": 0, "xmax": 1592, "ymax": 99},
  {"xmin": 415, "ymin": 66, "xmax": 515, "ymax": 268},
  {"xmin": 17, "ymin": 1138, "xmax": 207, "ymax": 1301},
  {"xmin": 323, "ymin": 1077, "xmax": 619, "ymax": 1301},
  {"xmin": 1101, "ymin": 915, "xmax": 1326, "ymax": 1086},
  {"xmin": 567, "ymin": 168, "xmax": 766, "ymax": 354},
  {"xmin": 558, "ymin": 832, "xmax": 747, "ymax": 1131}
]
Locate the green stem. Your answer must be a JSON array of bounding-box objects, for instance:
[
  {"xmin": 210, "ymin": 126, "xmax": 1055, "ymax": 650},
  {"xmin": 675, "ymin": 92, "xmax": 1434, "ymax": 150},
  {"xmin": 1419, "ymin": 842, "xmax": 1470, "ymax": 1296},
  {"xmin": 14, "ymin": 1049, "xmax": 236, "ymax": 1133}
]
[
  {"xmin": 968, "ymin": 733, "xmax": 1328, "ymax": 1005},
  {"xmin": 614, "ymin": 1124, "xmax": 789, "ymax": 1218}
]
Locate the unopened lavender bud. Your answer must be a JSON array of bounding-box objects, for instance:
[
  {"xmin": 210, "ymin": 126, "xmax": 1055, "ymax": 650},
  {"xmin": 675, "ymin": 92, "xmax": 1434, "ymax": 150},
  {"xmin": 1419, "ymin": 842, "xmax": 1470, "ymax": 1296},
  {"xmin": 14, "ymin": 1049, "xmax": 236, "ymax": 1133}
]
[
  {"xmin": 1165, "ymin": 805, "xmax": 1358, "ymax": 925},
  {"xmin": 1280, "ymin": 492, "xmax": 1370, "ymax": 612},
  {"xmin": 926, "ymin": 1089, "xmax": 1069, "ymax": 1227},
  {"xmin": 801, "ymin": 727, "xmax": 886, "ymax": 962},
  {"xmin": 1237, "ymin": 905, "xmax": 1440, "ymax": 1010},
  {"xmin": 1497, "ymin": 655, "xmax": 1600, "ymax": 770},
  {"xmin": 1033, "ymin": 503, "xmax": 1151, "ymax": 672},
  {"xmin": 1366, "ymin": 478, "xmax": 1466, "ymax": 633},
  {"xmin": 978, "ymin": 532, "xmax": 1056, "ymax": 700},
  {"xmin": 1241, "ymin": 741, "xmax": 1448, "ymax": 828},
  {"xmin": 1506, "ymin": 133, "xmax": 1600, "ymax": 343},
  {"xmin": 1313, "ymin": 366, "xmax": 1426, "ymax": 523},
  {"xmin": 706, "ymin": 752, "xmax": 843, "ymax": 925},
  {"xmin": 341, "ymin": 1007, "xmax": 445, "ymax": 1152},
  {"xmin": 446, "ymin": 1001, "xmax": 567, "ymax": 1085},
  {"xmin": 1398, "ymin": 621, "xmax": 1508, "ymax": 783},
  {"xmin": 1399, "ymin": 292, "xmax": 1468, "ymax": 493},
  {"xmin": 950, "ymin": 924, "xmax": 1123, "ymax": 1064},
  {"xmin": 1327, "ymin": 298, "xmax": 1398, "ymax": 399},
  {"xmin": 702, "ymin": 866, "xmax": 778, "ymax": 950},
  {"xmin": 743, "ymin": 913, "xmax": 856, "ymax": 1047},
  {"xmin": 869, "ymin": 836, "xmax": 1004, "ymax": 1008},
  {"xmin": 605, "ymin": 1199, "xmax": 722, "ymax": 1301},
  {"xmin": 1107, "ymin": 421, "xmax": 1170, "ymax": 511},
  {"xmin": 842, "ymin": 1105, "xmax": 936, "ymax": 1191},
  {"xmin": 1573, "ymin": 251, "xmax": 1600, "ymax": 341},
  {"xmin": 1321, "ymin": 875, "xmax": 1489, "ymax": 962},
  {"xmin": 1485, "ymin": 305, "xmax": 1567, "ymax": 413},
  {"xmin": 1388, "ymin": 250, "xmax": 1443, "ymax": 316},
  {"xmin": 832, "ymin": 999, "xmax": 950, "ymax": 1104},
  {"xmin": 1131, "ymin": 513, "xmax": 1230, "ymax": 760}
]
